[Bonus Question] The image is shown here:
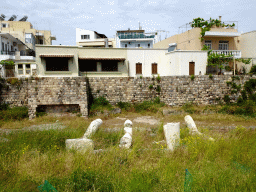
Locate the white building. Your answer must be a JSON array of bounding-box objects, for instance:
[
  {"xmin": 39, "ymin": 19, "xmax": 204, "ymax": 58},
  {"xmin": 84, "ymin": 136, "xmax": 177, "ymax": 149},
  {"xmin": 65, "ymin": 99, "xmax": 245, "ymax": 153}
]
[
  {"xmin": 116, "ymin": 29, "xmax": 158, "ymax": 48},
  {"xmin": 127, "ymin": 48, "xmax": 207, "ymax": 77},
  {"xmin": 76, "ymin": 28, "xmax": 116, "ymax": 48}
]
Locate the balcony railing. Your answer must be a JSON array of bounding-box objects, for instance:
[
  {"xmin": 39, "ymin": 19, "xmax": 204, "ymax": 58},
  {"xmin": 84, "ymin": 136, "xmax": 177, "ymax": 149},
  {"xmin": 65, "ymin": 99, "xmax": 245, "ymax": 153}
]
[
  {"xmin": 118, "ymin": 34, "xmax": 155, "ymax": 39},
  {"xmin": 1, "ymin": 51, "xmax": 16, "ymax": 55},
  {"xmin": 211, "ymin": 50, "xmax": 241, "ymax": 58}
]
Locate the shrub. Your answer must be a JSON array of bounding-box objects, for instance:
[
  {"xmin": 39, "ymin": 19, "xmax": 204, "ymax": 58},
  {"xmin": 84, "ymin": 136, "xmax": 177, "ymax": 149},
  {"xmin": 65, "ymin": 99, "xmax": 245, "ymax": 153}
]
[
  {"xmin": 156, "ymin": 74, "xmax": 161, "ymax": 82},
  {"xmin": 223, "ymin": 95, "xmax": 230, "ymax": 104},
  {"xmin": 156, "ymin": 85, "xmax": 161, "ymax": 92},
  {"xmin": 0, "ymin": 106, "xmax": 28, "ymax": 121},
  {"xmin": 134, "ymin": 101, "xmax": 159, "ymax": 113},
  {"xmin": 117, "ymin": 101, "xmax": 131, "ymax": 111},
  {"xmin": 148, "ymin": 84, "xmax": 153, "ymax": 90},
  {"xmin": 154, "ymin": 97, "xmax": 160, "ymax": 104},
  {"xmin": 190, "ymin": 75, "xmax": 195, "ymax": 81},
  {"xmin": 249, "ymin": 65, "xmax": 256, "ymax": 74},
  {"xmin": 93, "ymin": 96, "xmax": 110, "ymax": 106},
  {"xmin": 0, "ymin": 103, "xmax": 9, "ymax": 111}
]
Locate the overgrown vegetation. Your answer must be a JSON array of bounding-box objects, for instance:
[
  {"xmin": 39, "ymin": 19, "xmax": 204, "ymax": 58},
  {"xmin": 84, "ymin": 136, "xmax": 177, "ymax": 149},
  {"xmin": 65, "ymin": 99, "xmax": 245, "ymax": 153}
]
[
  {"xmin": 0, "ymin": 112, "xmax": 255, "ymax": 191},
  {"xmin": 0, "ymin": 104, "xmax": 28, "ymax": 121},
  {"xmin": 191, "ymin": 17, "xmax": 235, "ymax": 41},
  {"xmin": 220, "ymin": 78, "xmax": 256, "ymax": 116}
]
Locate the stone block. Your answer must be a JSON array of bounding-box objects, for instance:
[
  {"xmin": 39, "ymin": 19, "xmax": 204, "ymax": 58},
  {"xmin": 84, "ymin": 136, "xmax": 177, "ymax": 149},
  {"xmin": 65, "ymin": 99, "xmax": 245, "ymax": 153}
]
[
  {"xmin": 163, "ymin": 122, "xmax": 180, "ymax": 151},
  {"xmin": 66, "ymin": 138, "xmax": 94, "ymax": 152}
]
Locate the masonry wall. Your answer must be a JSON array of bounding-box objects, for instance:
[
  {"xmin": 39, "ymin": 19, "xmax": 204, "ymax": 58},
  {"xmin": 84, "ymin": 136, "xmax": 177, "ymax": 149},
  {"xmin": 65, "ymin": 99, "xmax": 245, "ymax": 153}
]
[
  {"xmin": 0, "ymin": 77, "xmax": 88, "ymax": 119},
  {"xmin": 86, "ymin": 75, "xmax": 254, "ymax": 106},
  {"xmin": 0, "ymin": 76, "xmax": 254, "ymax": 116}
]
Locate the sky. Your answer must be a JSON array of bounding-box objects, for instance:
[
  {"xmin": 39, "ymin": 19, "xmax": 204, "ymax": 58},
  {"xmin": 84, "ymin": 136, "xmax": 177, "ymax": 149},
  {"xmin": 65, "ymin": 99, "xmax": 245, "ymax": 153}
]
[{"xmin": 1, "ymin": 0, "xmax": 255, "ymax": 45}]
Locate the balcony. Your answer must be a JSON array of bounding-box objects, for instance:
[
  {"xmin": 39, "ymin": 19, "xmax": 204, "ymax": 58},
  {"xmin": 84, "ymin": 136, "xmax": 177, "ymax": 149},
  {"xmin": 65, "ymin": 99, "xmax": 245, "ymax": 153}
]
[
  {"xmin": 0, "ymin": 51, "xmax": 16, "ymax": 60},
  {"xmin": 118, "ymin": 34, "xmax": 155, "ymax": 39},
  {"xmin": 211, "ymin": 50, "xmax": 241, "ymax": 58}
]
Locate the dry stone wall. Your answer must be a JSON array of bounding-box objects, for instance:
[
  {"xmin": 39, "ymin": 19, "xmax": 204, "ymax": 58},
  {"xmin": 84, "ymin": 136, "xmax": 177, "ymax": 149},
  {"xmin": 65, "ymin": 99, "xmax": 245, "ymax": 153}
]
[
  {"xmin": 87, "ymin": 75, "xmax": 254, "ymax": 105},
  {"xmin": 0, "ymin": 75, "xmax": 254, "ymax": 117},
  {"xmin": 1, "ymin": 77, "xmax": 88, "ymax": 119}
]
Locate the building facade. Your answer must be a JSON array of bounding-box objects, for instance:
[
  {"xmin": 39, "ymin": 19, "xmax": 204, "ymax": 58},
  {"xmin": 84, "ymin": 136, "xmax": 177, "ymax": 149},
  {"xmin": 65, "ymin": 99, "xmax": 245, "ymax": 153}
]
[
  {"xmin": 36, "ymin": 45, "xmax": 207, "ymax": 77},
  {"xmin": 116, "ymin": 29, "xmax": 158, "ymax": 48},
  {"xmin": 76, "ymin": 28, "xmax": 116, "ymax": 48},
  {"xmin": 0, "ymin": 16, "xmax": 56, "ymax": 78}
]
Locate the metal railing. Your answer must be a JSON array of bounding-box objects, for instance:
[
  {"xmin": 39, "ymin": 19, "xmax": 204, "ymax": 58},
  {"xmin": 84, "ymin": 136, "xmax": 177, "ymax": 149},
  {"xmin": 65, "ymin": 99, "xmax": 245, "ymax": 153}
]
[
  {"xmin": 211, "ymin": 50, "xmax": 241, "ymax": 58},
  {"xmin": 0, "ymin": 51, "xmax": 15, "ymax": 55},
  {"xmin": 118, "ymin": 34, "xmax": 155, "ymax": 39}
]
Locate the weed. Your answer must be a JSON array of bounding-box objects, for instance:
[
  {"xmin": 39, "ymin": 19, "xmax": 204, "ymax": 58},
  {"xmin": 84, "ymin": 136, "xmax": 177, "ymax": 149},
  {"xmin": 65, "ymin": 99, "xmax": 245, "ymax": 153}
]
[
  {"xmin": 156, "ymin": 85, "xmax": 161, "ymax": 92},
  {"xmin": 117, "ymin": 101, "xmax": 131, "ymax": 111},
  {"xmin": 190, "ymin": 75, "xmax": 195, "ymax": 81},
  {"xmin": 149, "ymin": 84, "xmax": 153, "ymax": 90},
  {"xmin": 156, "ymin": 74, "xmax": 161, "ymax": 82},
  {"xmin": 209, "ymin": 73, "xmax": 213, "ymax": 80}
]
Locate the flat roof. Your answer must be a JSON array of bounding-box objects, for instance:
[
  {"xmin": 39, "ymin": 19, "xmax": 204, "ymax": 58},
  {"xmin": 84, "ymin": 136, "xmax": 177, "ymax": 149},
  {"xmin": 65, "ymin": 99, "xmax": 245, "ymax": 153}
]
[{"xmin": 117, "ymin": 30, "xmax": 145, "ymax": 33}]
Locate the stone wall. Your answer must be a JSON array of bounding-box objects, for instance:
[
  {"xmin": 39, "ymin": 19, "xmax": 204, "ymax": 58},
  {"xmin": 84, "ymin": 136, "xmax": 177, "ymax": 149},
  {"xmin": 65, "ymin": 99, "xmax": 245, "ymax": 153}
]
[
  {"xmin": 0, "ymin": 77, "xmax": 88, "ymax": 119},
  {"xmin": 0, "ymin": 76, "xmax": 254, "ymax": 117},
  {"xmin": 86, "ymin": 75, "xmax": 254, "ymax": 106}
]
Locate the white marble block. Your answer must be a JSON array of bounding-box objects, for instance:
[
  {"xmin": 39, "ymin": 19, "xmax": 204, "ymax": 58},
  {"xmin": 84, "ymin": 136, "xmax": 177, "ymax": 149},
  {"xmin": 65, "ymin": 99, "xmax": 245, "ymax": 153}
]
[
  {"xmin": 163, "ymin": 122, "xmax": 180, "ymax": 151},
  {"xmin": 184, "ymin": 115, "xmax": 202, "ymax": 135},
  {"xmin": 119, "ymin": 120, "xmax": 133, "ymax": 148},
  {"xmin": 83, "ymin": 119, "xmax": 103, "ymax": 138},
  {"xmin": 66, "ymin": 138, "xmax": 94, "ymax": 152}
]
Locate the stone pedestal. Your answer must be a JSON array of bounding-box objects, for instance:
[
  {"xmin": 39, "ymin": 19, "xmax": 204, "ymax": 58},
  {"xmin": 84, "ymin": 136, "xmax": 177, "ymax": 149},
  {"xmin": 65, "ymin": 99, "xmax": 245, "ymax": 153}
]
[{"xmin": 163, "ymin": 122, "xmax": 180, "ymax": 151}]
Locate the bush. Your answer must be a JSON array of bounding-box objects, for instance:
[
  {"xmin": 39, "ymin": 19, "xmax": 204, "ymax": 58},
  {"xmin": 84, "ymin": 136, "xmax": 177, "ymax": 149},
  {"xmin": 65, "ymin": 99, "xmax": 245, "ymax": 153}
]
[
  {"xmin": 156, "ymin": 85, "xmax": 161, "ymax": 92},
  {"xmin": 190, "ymin": 75, "xmax": 195, "ymax": 81},
  {"xmin": 0, "ymin": 106, "xmax": 28, "ymax": 121},
  {"xmin": 134, "ymin": 101, "xmax": 161, "ymax": 113},
  {"xmin": 93, "ymin": 96, "xmax": 110, "ymax": 106},
  {"xmin": 149, "ymin": 84, "xmax": 153, "ymax": 89},
  {"xmin": 0, "ymin": 103, "xmax": 9, "ymax": 111},
  {"xmin": 156, "ymin": 74, "xmax": 161, "ymax": 82},
  {"xmin": 117, "ymin": 101, "xmax": 131, "ymax": 111},
  {"xmin": 223, "ymin": 95, "xmax": 230, "ymax": 104},
  {"xmin": 249, "ymin": 65, "xmax": 256, "ymax": 74}
]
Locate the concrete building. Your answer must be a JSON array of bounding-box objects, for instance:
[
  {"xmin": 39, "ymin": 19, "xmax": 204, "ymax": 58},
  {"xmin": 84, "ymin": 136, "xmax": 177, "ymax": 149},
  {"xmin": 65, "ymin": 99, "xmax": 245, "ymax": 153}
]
[
  {"xmin": 153, "ymin": 17, "xmax": 244, "ymax": 74},
  {"xmin": 116, "ymin": 28, "xmax": 158, "ymax": 48},
  {"xmin": 236, "ymin": 30, "xmax": 256, "ymax": 72},
  {"xmin": 36, "ymin": 45, "xmax": 207, "ymax": 77},
  {"xmin": 76, "ymin": 28, "xmax": 116, "ymax": 48},
  {"xmin": 0, "ymin": 15, "xmax": 56, "ymax": 78}
]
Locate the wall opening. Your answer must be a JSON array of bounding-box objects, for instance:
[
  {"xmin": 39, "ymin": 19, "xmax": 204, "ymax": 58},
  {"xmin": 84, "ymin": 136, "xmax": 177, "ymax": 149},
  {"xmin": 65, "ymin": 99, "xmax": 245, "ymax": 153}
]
[{"xmin": 36, "ymin": 104, "xmax": 80, "ymax": 117}]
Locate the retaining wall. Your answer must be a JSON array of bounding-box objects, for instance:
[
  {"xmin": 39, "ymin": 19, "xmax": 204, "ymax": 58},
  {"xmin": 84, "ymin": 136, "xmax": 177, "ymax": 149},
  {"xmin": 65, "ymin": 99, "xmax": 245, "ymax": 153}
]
[{"xmin": 0, "ymin": 75, "xmax": 254, "ymax": 118}]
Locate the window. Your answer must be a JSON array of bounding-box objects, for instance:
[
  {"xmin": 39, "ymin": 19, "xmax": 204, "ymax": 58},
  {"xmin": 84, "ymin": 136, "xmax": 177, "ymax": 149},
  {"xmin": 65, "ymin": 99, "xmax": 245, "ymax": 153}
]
[
  {"xmin": 101, "ymin": 60, "xmax": 118, "ymax": 71},
  {"xmin": 148, "ymin": 43, "xmax": 150, "ymax": 48},
  {"xmin": 1, "ymin": 42, "xmax": 4, "ymax": 52},
  {"xmin": 205, "ymin": 40, "xmax": 212, "ymax": 50},
  {"xmin": 79, "ymin": 60, "xmax": 97, "ymax": 72},
  {"xmin": 2, "ymin": 23, "xmax": 7, "ymax": 28},
  {"xmin": 45, "ymin": 57, "xmax": 69, "ymax": 71},
  {"xmin": 25, "ymin": 33, "xmax": 32, "ymax": 43},
  {"xmin": 125, "ymin": 44, "xmax": 127, "ymax": 48},
  {"xmin": 152, "ymin": 63, "xmax": 157, "ymax": 74},
  {"xmin": 18, "ymin": 64, "xmax": 23, "ymax": 75},
  {"xmin": 138, "ymin": 44, "xmax": 140, "ymax": 48},
  {"xmin": 219, "ymin": 41, "xmax": 229, "ymax": 50},
  {"xmin": 26, "ymin": 64, "xmax": 31, "ymax": 75},
  {"xmin": 136, "ymin": 63, "xmax": 142, "ymax": 74},
  {"xmin": 81, "ymin": 35, "xmax": 90, "ymax": 40}
]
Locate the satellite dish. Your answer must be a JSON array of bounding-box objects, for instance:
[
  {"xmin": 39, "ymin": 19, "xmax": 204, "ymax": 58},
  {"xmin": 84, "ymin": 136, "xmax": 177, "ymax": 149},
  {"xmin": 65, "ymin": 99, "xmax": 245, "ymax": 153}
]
[
  {"xmin": 8, "ymin": 15, "xmax": 17, "ymax": 21},
  {"xmin": 19, "ymin": 16, "xmax": 28, "ymax": 21}
]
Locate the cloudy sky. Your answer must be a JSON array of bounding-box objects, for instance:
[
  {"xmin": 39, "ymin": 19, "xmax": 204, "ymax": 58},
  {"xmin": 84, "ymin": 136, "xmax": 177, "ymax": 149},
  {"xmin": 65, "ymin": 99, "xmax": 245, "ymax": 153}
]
[{"xmin": 1, "ymin": 0, "xmax": 255, "ymax": 45}]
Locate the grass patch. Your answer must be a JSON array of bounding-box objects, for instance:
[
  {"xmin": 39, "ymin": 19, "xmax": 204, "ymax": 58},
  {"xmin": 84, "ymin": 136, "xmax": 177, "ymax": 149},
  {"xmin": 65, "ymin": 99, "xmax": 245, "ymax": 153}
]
[{"xmin": 0, "ymin": 112, "xmax": 255, "ymax": 191}]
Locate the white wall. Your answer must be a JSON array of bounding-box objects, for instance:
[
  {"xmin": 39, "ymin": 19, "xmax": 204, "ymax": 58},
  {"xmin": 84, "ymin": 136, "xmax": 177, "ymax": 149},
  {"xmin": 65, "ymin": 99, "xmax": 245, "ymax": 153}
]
[
  {"xmin": 166, "ymin": 51, "xmax": 207, "ymax": 75},
  {"xmin": 127, "ymin": 49, "xmax": 207, "ymax": 77},
  {"xmin": 120, "ymin": 40, "xmax": 154, "ymax": 48},
  {"xmin": 127, "ymin": 49, "xmax": 170, "ymax": 77},
  {"xmin": 76, "ymin": 28, "xmax": 96, "ymax": 43}
]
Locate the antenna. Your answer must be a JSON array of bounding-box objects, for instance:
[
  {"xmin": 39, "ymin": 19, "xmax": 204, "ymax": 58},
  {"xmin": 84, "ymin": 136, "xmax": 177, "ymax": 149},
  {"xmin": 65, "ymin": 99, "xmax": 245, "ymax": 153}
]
[
  {"xmin": 19, "ymin": 16, "xmax": 28, "ymax": 21},
  {"xmin": 8, "ymin": 15, "xmax": 17, "ymax": 21},
  {"xmin": 0, "ymin": 14, "xmax": 6, "ymax": 21}
]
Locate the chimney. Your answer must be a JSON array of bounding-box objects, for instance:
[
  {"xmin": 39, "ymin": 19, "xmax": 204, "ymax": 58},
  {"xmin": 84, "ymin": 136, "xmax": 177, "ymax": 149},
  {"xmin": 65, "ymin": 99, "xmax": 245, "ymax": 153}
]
[{"xmin": 219, "ymin": 16, "xmax": 222, "ymax": 22}]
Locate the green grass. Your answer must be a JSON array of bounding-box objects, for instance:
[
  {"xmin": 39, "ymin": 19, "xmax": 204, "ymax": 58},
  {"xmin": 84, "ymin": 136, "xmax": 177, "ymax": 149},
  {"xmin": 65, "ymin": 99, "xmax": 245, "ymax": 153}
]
[{"xmin": 0, "ymin": 112, "xmax": 255, "ymax": 191}]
